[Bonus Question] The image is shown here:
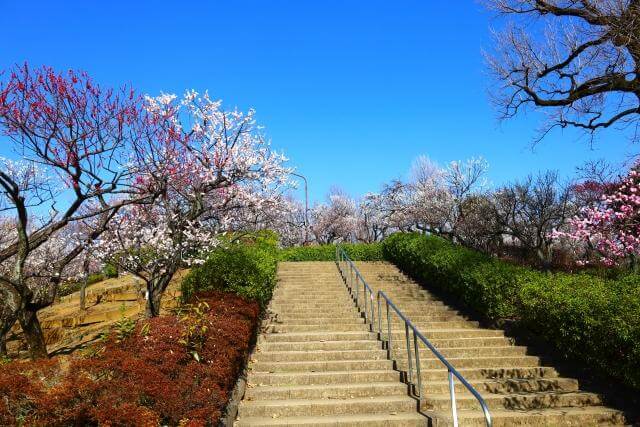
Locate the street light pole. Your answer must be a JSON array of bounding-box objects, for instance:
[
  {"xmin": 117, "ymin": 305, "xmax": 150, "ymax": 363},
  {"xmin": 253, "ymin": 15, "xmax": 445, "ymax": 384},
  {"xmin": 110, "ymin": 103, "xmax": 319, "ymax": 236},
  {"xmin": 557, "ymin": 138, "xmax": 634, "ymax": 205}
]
[{"xmin": 290, "ymin": 172, "xmax": 309, "ymax": 245}]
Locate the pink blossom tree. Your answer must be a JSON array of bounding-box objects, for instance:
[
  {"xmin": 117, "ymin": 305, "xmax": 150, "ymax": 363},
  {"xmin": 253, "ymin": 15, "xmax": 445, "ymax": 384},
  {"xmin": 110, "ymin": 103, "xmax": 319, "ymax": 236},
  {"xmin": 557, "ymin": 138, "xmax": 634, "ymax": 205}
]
[
  {"xmin": 556, "ymin": 162, "xmax": 640, "ymax": 268},
  {"xmin": 95, "ymin": 91, "xmax": 290, "ymax": 317}
]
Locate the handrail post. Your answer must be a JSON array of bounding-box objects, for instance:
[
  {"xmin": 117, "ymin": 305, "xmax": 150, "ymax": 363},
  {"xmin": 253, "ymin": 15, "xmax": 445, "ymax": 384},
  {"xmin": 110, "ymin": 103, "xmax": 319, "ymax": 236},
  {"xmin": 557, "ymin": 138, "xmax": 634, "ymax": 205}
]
[
  {"xmin": 363, "ymin": 279, "xmax": 368, "ymax": 324},
  {"xmin": 377, "ymin": 293, "xmax": 382, "ymax": 336},
  {"xmin": 405, "ymin": 322, "xmax": 413, "ymax": 385},
  {"xmin": 370, "ymin": 292, "xmax": 375, "ymax": 332},
  {"xmin": 449, "ymin": 369, "xmax": 459, "ymax": 427},
  {"xmin": 413, "ymin": 330, "xmax": 422, "ymax": 401},
  {"xmin": 386, "ymin": 300, "xmax": 392, "ymax": 360}
]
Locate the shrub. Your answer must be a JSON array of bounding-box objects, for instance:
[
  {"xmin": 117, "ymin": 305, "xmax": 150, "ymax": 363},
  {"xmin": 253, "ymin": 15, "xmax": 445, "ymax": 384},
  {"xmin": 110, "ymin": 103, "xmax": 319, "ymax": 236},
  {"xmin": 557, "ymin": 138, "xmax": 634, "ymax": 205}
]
[
  {"xmin": 102, "ymin": 263, "xmax": 118, "ymax": 278},
  {"xmin": 181, "ymin": 231, "xmax": 278, "ymax": 306},
  {"xmin": 279, "ymin": 242, "xmax": 383, "ymax": 262},
  {"xmin": 57, "ymin": 273, "xmax": 105, "ymax": 298},
  {"xmin": 0, "ymin": 291, "xmax": 260, "ymax": 426},
  {"xmin": 382, "ymin": 232, "xmax": 640, "ymax": 391}
]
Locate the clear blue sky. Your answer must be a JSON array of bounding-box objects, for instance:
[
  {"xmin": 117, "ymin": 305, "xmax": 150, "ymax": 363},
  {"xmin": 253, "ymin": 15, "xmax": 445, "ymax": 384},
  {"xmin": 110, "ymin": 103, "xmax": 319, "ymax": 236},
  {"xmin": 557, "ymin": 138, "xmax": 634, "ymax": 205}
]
[{"xmin": 1, "ymin": 1, "xmax": 635, "ymax": 203}]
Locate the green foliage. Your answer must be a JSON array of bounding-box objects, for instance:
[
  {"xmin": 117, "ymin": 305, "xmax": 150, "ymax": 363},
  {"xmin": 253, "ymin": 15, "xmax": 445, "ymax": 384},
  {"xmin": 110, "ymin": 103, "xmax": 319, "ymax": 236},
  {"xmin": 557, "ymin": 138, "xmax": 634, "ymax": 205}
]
[
  {"xmin": 113, "ymin": 304, "xmax": 137, "ymax": 343},
  {"xmin": 102, "ymin": 263, "xmax": 118, "ymax": 278},
  {"xmin": 181, "ymin": 231, "xmax": 278, "ymax": 306},
  {"xmin": 382, "ymin": 232, "xmax": 640, "ymax": 391},
  {"xmin": 178, "ymin": 300, "xmax": 212, "ymax": 363},
  {"xmin": 279, "ymin": 243, "xmax": 384, "ymax": 262},
  {"xmin": 58, "ymin": 273, "xmax": 105, "ymax": 298}
]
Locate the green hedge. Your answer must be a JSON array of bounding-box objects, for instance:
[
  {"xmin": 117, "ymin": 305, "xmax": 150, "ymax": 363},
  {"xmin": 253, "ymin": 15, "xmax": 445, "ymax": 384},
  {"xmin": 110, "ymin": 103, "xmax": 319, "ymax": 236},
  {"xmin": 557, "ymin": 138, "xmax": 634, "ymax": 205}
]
[
  {"xmin": 181, "ymin": 232, "xmax": 278, "ymax": 306},
  {"xmin": 279, "ymin": 243, "xmax": 383, "ymax": 262},
  {"xmin": 382, "ymin": 232, "xmax": 640, "ymax": 391}
]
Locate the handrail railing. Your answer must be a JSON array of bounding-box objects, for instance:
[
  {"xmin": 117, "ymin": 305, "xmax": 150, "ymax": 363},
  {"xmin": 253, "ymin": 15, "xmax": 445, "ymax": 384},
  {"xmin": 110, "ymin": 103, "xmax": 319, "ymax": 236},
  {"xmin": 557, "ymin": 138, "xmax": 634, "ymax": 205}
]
[{"xmin": 335, "ymin": 245, "xmax": 492, "ymax": 427}]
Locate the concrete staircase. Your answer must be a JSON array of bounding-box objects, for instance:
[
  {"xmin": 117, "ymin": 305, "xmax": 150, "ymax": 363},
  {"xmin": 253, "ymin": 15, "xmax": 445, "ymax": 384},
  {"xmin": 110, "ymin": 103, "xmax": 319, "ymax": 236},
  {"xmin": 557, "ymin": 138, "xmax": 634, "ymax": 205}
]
[
  {"xmin": 236, "ymin": 261, "xmax": 627, "ymax": 426},
  {"xmin": 354, "ymin": 261, "xmax": 628, "ymax": 426},
  {"xmin": 236, "ymin": 261, "xmax": 426, "ymax": 426}
]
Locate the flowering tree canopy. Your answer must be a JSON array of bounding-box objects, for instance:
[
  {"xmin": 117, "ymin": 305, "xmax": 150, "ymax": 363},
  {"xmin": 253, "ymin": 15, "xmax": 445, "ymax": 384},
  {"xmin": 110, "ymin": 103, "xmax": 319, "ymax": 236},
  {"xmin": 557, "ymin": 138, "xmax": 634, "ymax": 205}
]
[
  {"xmin": 311, "ymin": 190, "xmax": 358, "ymax": 244},
  {"xmin": 95, "ymin": 91, "xmax": 290, "ymax": 317},
  {"xmin": 0, "ymin": 64, "xmax": 158, "ymax": 358},
  {"xmin": 557, "ymin": 163, "xmax": 640, "ymax": 266}
]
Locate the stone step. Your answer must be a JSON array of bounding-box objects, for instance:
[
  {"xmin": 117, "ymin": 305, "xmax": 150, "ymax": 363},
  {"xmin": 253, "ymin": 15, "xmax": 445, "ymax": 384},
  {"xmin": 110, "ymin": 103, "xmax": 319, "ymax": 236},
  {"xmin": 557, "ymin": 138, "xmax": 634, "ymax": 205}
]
[
  {"xmin": 396, "ymin": 355, "xmax": 541, "ymax": 370},
  {"xmin": 389, "ymin": 345, "xmax": 529, "ymax": 359},
  {"xmin": 265, "ymin": 316, "xmax": 367, "ymax": 325},
  {"xmin": 393, "ymin": 336, "xmax": 514, "ymax": 349},
  {"xmin": 259, "ymin": 332, "xmax": 376, "ymax": 343},
  {"xmin": 247, "ymin": 370, "xmax": 402, "ymax": 386},
  {"xmin": 254, "ymin": 349, "xmax": 388, "ymax": 362},
  {"xmin": 384, "ymin": 329, "xmax": 505, "ymax": 341},
  {"xmin": 265, "ymin": 320, "xmax": 480, "ymax": 334},
  {"xmin": 423, "ymin": 391, "xmax": 602, "ymax": 411},
  {"xmin": 418, "ymin": 366, "xmax": 559, "ymax": 381},
  {"xmin": 421, "ymin": 377, "xmax": 579, "ymax": 395},
  {"xmin": 269, "ymin": 306, "xmax": 360, "ymax": 317},
  {"xmin": 238, "ymin": 396, "xmax": 417, "ymax": 418},
  {"xmin": 258, "ymin": 340, "xmax": 382, "ymax": 352},
  {"xmin": 435, "ymin": 406, "xmax": 627, "ymax": 426},
  {"xmin": 236, "ymin": 412, "xmax": 427, "ymax": 426},
  {"xmin": 250, "ymin": 359, "xmax": 394, "ymax": 373},
  {"xmin": 245, "ymin": 382, "xmax": 408, "ymax": 400}
]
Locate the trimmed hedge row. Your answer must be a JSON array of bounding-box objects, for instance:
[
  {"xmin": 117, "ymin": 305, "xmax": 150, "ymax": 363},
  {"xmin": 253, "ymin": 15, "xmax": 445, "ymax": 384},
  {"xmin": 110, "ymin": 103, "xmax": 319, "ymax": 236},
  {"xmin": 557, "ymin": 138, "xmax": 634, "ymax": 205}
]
[
  {"xmin": 278, "ymin": 243, "xmax": 383, "ymax": 262},
  {"xmin": 181, "ymin": 232, "xmax": 278, "ymax": 306},
  {"xmin": 382, "ymin": 232, "xmax": 640, "ymax": 391}
]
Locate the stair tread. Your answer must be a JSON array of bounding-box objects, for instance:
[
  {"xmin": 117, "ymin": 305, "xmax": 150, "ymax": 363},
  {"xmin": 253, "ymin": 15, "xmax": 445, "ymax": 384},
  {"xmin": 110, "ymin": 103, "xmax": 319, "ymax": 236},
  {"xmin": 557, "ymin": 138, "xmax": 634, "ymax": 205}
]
[
  {"xmin": 236, "ymin": 412, "xmax": 426, "ymax": 425},
  {"xmin": 452, "ymin": 405, "xmax": 625, "ymax": 417},
  {"xmin": 240, "ymin": 395, "xmax": 416, "ymax": 407},
  {"xmin": 248, "ymin": 382, "xmax": 406, "ymax": 391}
]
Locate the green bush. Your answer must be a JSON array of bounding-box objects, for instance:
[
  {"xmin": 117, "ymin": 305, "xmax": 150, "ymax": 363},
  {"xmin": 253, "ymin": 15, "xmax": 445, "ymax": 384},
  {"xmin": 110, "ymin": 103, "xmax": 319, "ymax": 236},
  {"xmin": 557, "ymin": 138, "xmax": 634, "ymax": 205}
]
[
  {"xmin": 102, "ymin": 263, "xmax": 118, "ymax": 278},
  {"xmin": 181, "ymin": 232, "xmax": 278, "ymax": 306},
  {"xmin": 279, "ymin": 243, "xmax": 383, "ymax": 262},
  {"xmin": 58, "ymin": 273, "xmax": 106, "ymax": 297},
  {"xmin": 382, "ymin": 232, "xmax": 640, "ymax": 391}
]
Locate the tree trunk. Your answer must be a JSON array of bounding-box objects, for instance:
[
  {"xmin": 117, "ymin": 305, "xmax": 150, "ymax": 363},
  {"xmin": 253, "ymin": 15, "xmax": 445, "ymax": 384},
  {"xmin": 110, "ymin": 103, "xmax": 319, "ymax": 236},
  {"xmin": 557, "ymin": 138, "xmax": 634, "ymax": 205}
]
[
  {"xmin": 0, "ymin": 333, "xmax": 6, "ymax": 356},
  {"xmin": 80, "ymin": 257, "xmax": 90, "ymax": 311},
  {"xmin": 79, "ymin": 282, "xmax": 87, "ymax": 311},
  {"xmin": 19, "ymin": 307, "xmax": 48, "ymax": 360},
  {"xmin": 145, "ymin": 273, "xmax": 174, "ymax": 318},
  {"xmin": 0, "ymin": 315, "xmax": 17, "ymax": 357},
  {"xmin": 0, "ymin": 289, "xmax": 20, "ymax": 358}
]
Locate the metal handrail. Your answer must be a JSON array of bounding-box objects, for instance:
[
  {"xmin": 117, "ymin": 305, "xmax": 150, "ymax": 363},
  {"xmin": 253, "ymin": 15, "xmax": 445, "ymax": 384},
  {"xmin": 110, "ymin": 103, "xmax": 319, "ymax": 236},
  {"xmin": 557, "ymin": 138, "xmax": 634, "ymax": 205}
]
[{"xmin": 335, "ymin": 245, "xmax": 492, "ymax": 427}]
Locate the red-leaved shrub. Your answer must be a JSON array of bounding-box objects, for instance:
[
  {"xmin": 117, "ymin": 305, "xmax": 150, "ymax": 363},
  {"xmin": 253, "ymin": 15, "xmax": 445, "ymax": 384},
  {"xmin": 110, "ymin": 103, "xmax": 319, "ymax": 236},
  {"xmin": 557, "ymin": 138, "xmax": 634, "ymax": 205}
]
[{"xmin": 0, "ymin": 291, "xmax": 259, "ymax": 426}]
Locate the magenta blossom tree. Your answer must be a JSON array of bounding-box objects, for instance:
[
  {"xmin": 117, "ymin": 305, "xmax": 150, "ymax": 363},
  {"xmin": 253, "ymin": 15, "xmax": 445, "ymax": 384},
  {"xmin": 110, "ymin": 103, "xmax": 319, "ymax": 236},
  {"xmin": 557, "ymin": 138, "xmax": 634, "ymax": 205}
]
[
  {"xmin": 556, "ymin": 162, "xmax": 640, "ymax": 267},
  {"xmin": 0, "ymin": 64, "xmax": 160, "ymax": 358}
]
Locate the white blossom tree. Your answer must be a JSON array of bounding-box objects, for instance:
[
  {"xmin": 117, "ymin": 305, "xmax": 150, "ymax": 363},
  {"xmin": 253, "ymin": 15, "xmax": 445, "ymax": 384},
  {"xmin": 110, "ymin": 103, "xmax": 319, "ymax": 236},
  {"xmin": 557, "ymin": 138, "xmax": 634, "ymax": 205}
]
[
  {"xmin": 95, "ymin": 91, "xmax": 290, "ymax": 317},
  {"xmin": 311, "ymin": 190, "xmax": 358, "ymax": 244}
]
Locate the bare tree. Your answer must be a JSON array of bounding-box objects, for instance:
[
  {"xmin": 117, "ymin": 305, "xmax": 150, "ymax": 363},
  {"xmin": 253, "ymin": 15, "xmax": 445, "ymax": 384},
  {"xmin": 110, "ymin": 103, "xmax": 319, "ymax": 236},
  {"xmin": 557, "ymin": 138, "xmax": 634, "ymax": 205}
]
[
  {"xmin": 492, "ymin": 171, "xmax": 575, "ymax": 266},
  {"xmin": 486, "ymin": 0, "xmax": 640, "ymax": 142}
]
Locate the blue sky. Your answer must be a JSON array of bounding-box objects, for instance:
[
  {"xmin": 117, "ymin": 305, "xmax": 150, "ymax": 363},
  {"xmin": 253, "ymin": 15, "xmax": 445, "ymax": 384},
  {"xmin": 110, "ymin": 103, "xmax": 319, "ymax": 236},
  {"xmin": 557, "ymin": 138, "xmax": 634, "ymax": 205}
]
[{"xmin": 1, "ymin": 0, "xmax": 636, "ymax": 203}]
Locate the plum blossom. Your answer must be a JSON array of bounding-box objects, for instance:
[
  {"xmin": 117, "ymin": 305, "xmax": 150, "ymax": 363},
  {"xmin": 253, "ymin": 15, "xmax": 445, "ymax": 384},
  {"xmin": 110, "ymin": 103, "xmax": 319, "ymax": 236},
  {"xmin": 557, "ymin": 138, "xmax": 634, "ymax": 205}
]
[{"xmin": 554, "ymin": 162, "xmax": 640, "ymax": 267}]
